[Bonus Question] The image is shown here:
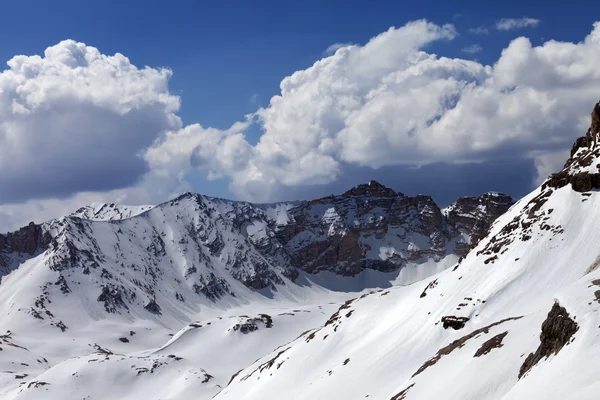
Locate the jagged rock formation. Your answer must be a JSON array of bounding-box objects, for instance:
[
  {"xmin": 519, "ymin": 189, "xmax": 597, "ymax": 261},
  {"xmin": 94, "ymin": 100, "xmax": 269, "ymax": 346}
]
[
  {"xmin": 279, "ymin": 181, "xmax": 513, "ymax": 275},
  {"xmin": 518, "ymin": 302, "xmax": 578, "ymax": 378},
  {"xmin": 0, "ymin": 222, "xmax": 50, "ymax": 276},
  {"xmin": 0, "ymin": 222, "xmax": 45, "ymax": 256},
  {"xmin": 444, "ymin": 192, "xmax": 514, "ymax": 256}
]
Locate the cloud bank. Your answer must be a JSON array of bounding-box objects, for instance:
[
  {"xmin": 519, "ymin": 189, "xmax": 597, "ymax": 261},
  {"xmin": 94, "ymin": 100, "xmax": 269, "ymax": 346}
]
[
  {"xmin": 150, "ymin": 20, "xmax": 600, "ymax": 202},
  {"xmin": 0, "ymin": 40, "xmax": 181, "ymax": 203},
  {"xmin": 3, "ymin": 20, "xmax": 600, "ymax": 229}
]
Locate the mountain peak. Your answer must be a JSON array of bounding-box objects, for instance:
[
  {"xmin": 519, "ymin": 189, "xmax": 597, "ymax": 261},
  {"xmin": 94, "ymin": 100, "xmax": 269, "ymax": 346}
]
[{"xmin": 342, "ymin": 180, "xmax": 400, "ymax": 198}]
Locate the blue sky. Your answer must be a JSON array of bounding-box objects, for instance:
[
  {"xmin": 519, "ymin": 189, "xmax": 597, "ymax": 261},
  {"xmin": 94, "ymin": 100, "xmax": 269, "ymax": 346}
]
[{"xmin": 0, "ymin": 0, "xmax": 599, "ymax": 228}]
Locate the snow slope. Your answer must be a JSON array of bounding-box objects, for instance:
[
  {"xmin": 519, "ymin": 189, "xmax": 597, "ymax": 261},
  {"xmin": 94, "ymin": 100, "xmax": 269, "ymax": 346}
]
[
  {"xmin": 16, "ymin": 102, "xmax": 600, "ymax": 400},
  {"xmin": 214, "ymin": 103, "xmax": 600, "ymax": 399},
  {"xmin": 1, "ymin": 164, "xmax": 590, "ymax": 400},
  {"xmin": 217, "ymin": 183, "xmax": 600, "ymax": 400},
  {"xmin": 0, "ymin": 302, "xmax": 342, "ymax": 400}
]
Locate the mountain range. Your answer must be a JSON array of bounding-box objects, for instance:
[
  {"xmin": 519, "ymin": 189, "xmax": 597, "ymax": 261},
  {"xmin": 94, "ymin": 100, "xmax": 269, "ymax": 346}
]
[{"xmin": 1, "ymin": 102, "xmax": 600, "ymax": 399}]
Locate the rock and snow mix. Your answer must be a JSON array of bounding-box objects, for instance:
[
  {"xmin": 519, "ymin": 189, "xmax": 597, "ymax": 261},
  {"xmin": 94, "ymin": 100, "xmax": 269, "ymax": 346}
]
[{"xmin": 2, "ymin": 104, "xmax": 600, "ymax": 399}]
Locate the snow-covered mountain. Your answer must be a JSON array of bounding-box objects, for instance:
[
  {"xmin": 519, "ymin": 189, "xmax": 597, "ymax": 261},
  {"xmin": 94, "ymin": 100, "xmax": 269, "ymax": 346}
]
[
  {"xmin": 0, "ymin": 179, "xmax": 513, "ymax": 399},
  {"xmin": 14, "ymin": 96, "xmax": 600, "ymax": 400},
  {"xmin": 213, "ymin": 102, "xmax": 600, "ymax": 399},
  {"xmin": 0, "ymin": 183, "xmax": 512, "ymax": 298}
]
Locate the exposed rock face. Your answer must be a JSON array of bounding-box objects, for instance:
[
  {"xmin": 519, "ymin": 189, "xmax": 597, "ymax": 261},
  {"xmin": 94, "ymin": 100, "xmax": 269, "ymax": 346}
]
[
  {"xmin": 519, "ymin": 302, "xmax": 578, "ymax": 378},
  {"xmin": 144, "ymin": 299, "xmax": 162, "ymax": 315},
  {"xmin": 444, "ymin": 192, "xmax": 514, "ymax": 256},
  {"xmin": 0, "ymin": 222, "xmax": 43, "ymax": 255},
  {"xmin": 279, "ymin": 181, "xmax": 513, "ymax": 275},
  {"xmin": 232, "ymin": 314, "xmax": 273, "ymax": 333},
  {"xmin": 441, "ymin": 316, "xmax": 470, "ymax": 330},
  {"xmin": 546, "ymin": 101, "xmax": 600, "ymax": 192},
  {"xmin": 0, "ymin": 222, "xmax": 50, "ymax": 274},
  {"xmin": 474, "ymin": 331, "xmax": 508, "ymax": 357}
]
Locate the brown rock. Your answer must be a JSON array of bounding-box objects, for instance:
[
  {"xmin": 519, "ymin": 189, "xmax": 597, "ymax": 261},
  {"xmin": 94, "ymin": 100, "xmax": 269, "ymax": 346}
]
[
  {"xmin": 278, "ymin": 182, "xmax": 512, "ymax": 276},
  {"xmin": 474, "ymin": 331, "xmax": 508, "ymax": 357},
  {"xmin": 1, "ymin": 222, "xmax": 43, "ymax": 256},
  {"xmin": 519, "ymin": 302, "xmax": 578, "ymax": 379}
]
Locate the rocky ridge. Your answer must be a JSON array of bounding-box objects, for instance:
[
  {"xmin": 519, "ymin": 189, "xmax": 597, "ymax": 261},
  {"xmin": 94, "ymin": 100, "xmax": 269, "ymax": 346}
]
[{"xmin": 0, "ymin": 183, "xmax": 513, "ymax": 319}]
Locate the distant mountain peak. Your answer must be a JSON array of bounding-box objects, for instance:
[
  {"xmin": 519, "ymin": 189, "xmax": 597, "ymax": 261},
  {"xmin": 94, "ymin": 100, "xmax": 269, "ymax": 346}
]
[{"xmin": 342, "ymin": 180, "xmax": 400, "ymax": 198}]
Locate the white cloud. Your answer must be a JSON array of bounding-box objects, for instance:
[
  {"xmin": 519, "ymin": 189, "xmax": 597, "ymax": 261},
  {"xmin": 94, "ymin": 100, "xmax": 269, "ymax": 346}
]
[
  {"xmin": 462, "ymin": 44, "xmax": 483, "ymax": 54},
  {"xmin": 145, "ymin": 120, "xmax": 251, "ymax": 181},
  {"xmin": 148, "ymin": 20, "xmax": 460, "ymax": 201},
  {"xmin": 153, "ymin": 20, "xmax": 600, "ymax": 203},
  {"xmin": 324, "ymin": 42, "xmax": 355, "ymax": 55},
  {"xmin": 4, "ymin": 20, "xmax": 600, "ymax": 229},
  {"xmin": 0, "ymin": 40, "xmax": 181, "ymax": 203},
  {"xmin": 0, "ymin": 173, "xmax": 193, "ymax": 231},
  {"xmin": 469, "ymin": 26, "xmax": 489, "ymax": 35},
  {"xmin": 496, "ymin": 17, "xmax": 540, "ymax": 31}
]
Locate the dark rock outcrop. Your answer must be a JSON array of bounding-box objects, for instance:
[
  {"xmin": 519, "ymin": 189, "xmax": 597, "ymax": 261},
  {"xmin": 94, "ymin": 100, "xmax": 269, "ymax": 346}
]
[
  {"xmin": 445, "ymin": 193, "xmax": 514, "ymax": 256},
  {"xmin": 441, "ymin": 316, "xmax": 470, "ymax": 330},
  {"xmin": 519, "ymin": 302, "xmax": 578, "ymax": 379},
  {"xmin": 414, "ymin": 316, "xmax": 522, "ymax": 378},
  {"xmin": 144, "ymin": 299, "xmax": 162, "ymax": 315},
  {"xmin": 570, "ymin": 136, "xmax": 589, "ymax": 158},
  {"xmin": 0, "ymin": 222, "xmax": 44, "ymax": 256},
  {"xmin": 278, "ymin": 181, "xmax": 512, "ymax": 276},
  {"xmin": 0, "ymin": 222, "xmax": 49, "ymax": 274},
  {"xmin": 232, "ymin": 314, "xmax": 273, "ymax": 334}
]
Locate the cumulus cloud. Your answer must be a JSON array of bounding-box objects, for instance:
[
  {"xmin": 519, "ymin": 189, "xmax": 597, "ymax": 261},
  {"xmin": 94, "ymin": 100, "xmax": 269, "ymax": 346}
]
[
  {"xmin": 461, "ymin": 44, "xmax": 483, "ymax": 54},
  {"xmin": 0, "ymin": 40, "xmax": 180, "ymax": 203},
  {"xmin": 324, "ymin": 42, "xmax": 355, "ymax": 55},
  {"xmin": 148, "ymin": 20, "xmax": 460, "ymax": 201},
  {"xmin": 145, "ymin": 120, "xmax": 251, "ymax": 181},
  {"xmin": 151, "ymin": 20, "xmax": 600, "ymax": 202},
  {"xmin": 4, "ymin": 20, "xmax": 600, "ymax": 229},
  {"xmin": 496, "ymin": 17, "xmax": 540, "ymax": 31}
]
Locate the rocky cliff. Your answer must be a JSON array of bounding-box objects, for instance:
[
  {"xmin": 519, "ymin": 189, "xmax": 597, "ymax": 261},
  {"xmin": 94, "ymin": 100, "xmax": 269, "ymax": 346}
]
[
  {"xmin": 0, "ymin": 222, "xmax": 50, "ymax": 276},
  {"xmin": 279, "ymin": 181, "xmax": 513, "ymax": 275}
]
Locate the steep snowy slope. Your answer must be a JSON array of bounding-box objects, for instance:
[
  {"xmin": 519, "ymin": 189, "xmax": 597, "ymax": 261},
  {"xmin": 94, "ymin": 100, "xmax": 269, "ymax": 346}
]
[{"xmin": 214, "ymin": 103, "xmax": 600, "ymax": 400}]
